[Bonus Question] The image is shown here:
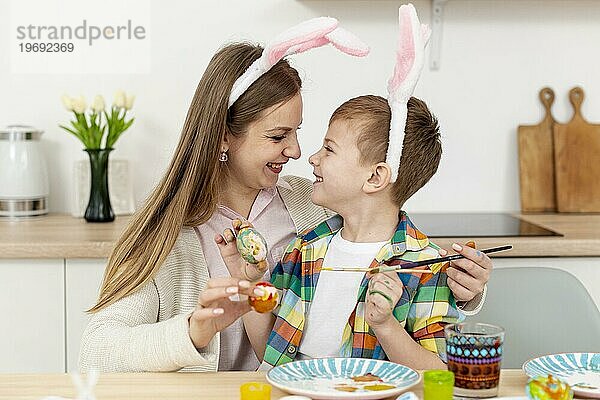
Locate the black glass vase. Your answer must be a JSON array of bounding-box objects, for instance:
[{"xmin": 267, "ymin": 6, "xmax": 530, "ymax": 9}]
[{"xmin": 84, "ymin": 148, "xmax": 115, "ymax": 223}]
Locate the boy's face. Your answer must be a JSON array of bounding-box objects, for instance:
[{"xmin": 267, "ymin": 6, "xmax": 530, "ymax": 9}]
[{"xmin": 308, "ymin": 119, "xmax": 372, "ymax": 212}]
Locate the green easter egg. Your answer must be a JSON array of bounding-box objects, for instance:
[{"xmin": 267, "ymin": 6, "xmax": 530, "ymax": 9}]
[
  {"xmin": 236, "ymin": 227, "xmax": 268, "ymax": 264},
  {"xmin": 526, "ymin": 375, "xmax": 573, "ymax": 400}
]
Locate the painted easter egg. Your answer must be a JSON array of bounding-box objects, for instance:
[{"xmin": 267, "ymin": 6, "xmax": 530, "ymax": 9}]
[
  {"xmin": 526, "ymin": 375, "xmax": 573, "ymax": 400},
  {"xmin": 248, "ymin": 281, "xmax": 279, "ymax": 313},
  {"xmin": 236, "ymin": 226, "xmax": 268, "ymax": 265}
]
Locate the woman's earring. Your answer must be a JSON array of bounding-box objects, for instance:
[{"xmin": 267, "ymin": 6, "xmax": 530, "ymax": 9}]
[{"xmin": 219, "ymin": 151, "xmax": 228, "ymax": 162}]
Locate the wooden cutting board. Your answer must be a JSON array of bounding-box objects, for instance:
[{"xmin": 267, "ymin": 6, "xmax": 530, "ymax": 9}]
[
  {"xmin": 554, "ymin": 87, "xmax": 600, "ymax": 212},
  {"xmin": 518, "ymin": 87, "xmax": 557, "ymax": 212}
]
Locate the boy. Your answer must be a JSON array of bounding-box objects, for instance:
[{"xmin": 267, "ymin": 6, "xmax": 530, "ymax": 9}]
[{"xmin": 259, "ymin": 95, "xmax": 462, "ymax": 369}]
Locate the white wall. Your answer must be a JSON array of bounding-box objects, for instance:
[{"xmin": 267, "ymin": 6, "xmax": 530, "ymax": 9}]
[{"xmin": 2, "ymin": 0, "xmax": 599, "ymax": 214}]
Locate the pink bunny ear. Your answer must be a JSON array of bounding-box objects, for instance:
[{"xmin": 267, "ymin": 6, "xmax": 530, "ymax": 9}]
[
  {"xmin": 387, "ymin": 4, "xmax": 428, "ymax": 101},
  {"xmin": 266, "ymin": 17, "xmax": 338, "ymax": 66},
  {"xmin": 287, "ymin": 27, "xmax": 370, "ymax": 57},
  {"xmin": 229, "ymin": 17, "xmax": 370, "ymax": 107},
  {"xmin": 385, "ymin": 3, "xmax": 430, "ymax": 183},
  {"xmin": 286, "ymin": 36, "xmax": 330, "ymax": 55},
  {"xmin": 229, "ymin": 17, "xmax": 338, "ymax": 107}
]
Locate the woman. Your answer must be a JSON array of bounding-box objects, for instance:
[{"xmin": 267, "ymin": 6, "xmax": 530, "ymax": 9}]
[{"xmin": 79, "ymin": 43, "xmax": 491, "ymax": 372}]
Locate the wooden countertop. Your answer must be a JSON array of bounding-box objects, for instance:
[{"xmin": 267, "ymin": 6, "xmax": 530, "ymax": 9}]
[
  {"xmin": 0, "ymin": 370, "xmax": 531, "ymax": 399},
  {"xmin": 1, "ymin": 213, "xmax": 599, "ymax": 259},
  {"xmin": 0, "ymin": 214, "xmax": 130, "ymax": 259}
]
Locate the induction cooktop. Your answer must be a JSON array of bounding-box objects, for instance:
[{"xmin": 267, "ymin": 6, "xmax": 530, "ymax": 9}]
[{"xmin": 408, "ymin": 213, "xmax": 562, "ymax": 238}]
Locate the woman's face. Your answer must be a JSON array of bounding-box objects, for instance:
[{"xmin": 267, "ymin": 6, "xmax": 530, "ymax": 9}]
[{"xmin": 225, "ymin": 94, "xmax": 303, "ymax": 191}]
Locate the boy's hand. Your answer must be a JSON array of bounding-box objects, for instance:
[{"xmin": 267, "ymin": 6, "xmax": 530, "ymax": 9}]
[
  {"xmin": 214, "ymin": 219, "xmax": 267, "ymax": 282},
  {"xmin": 365, "ymin": 271, "xmax": 404, "ymax": 328},
  {"xmin": 439, "ymin": 241, "xmax": 491, "ymax": 302}
]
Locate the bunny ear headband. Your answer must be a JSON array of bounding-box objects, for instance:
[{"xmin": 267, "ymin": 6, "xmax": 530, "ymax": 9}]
[
  {"xmin": 228, "ymin": 17, "xmax": 370, "ymax": 108},
  {"xmin": 386, "ymin": 3, "xmax": 431, "ymax": 183}
]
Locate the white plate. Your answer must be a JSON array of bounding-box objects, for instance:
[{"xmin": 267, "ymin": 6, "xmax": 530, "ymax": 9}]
[
  {"xmin": 266, "ymin": 358, "xmax": 420, "ymax": 400},
  {"xmin": 523, "ymin": 352, "xmax": 600, "ymax": 398}
]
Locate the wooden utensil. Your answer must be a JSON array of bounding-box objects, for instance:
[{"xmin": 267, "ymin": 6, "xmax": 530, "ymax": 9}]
[
  {"xmin": 554, "ymin": 87, "xmax": 600, "ymax": 212},
  {"xmin": 518, "ymin": 87, "xmax": 557, "ymax": 212}
]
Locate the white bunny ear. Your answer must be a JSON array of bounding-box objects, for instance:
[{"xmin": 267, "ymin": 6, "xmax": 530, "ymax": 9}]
[
  {"xmin": 287, "ymin": 26, "xmax": 370, "ymax": 57},
  {"xmin": 228, "ymin": 17, "xmax": 369, "ymax": 107},
  {"xmin": 265, "ymin": 17, "xmax": 338, "ymax": 66},
  {"xmin": 70, "ymin": 370, "xmax": 99, "ymax": 400},
  {"xmin": 387, "ymin": 4, "xmax": 427, "ymax": 104},
  {"xmin": 421, "ymin": 24, "xmax": 432, "ymax": 45},
  {"xmin": 286, "ymin": 36, "xmax": 330, "ymax": 56},
  {"xmin": 229, "ymin": 17, "xmax": 338, "ymax": 107},
  {"xmin": 325, "ymin": 26, "xmax": 370, "ymax": 57},
  {"xmin": 86, "ymin": 369, "xmax": 99, "ymax": 389},
  {"xmin": 385, "ymin": 3, "xmax": 430, "ymax": 183}
]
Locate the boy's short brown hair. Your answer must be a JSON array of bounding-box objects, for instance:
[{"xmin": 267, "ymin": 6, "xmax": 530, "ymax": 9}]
[{"xmin": 329, "ymin": 95, "xmax": 441, "ymax": 207}]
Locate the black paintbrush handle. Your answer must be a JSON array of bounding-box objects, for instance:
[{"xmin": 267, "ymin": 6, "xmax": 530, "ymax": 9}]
[{"xmin": 404, "ymin": 245, "xmax": 513, "ymax": 268}]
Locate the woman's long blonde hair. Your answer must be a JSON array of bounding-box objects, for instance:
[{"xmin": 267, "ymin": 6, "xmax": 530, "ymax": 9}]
[{"xmin": 90, "ymin": 43, "xmax": 302, "ymax": 312}]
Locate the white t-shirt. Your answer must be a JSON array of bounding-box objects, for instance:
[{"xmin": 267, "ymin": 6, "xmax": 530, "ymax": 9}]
[{"xmin": 298, "ymin": 229, "xmax": 386, "ymax": 359}]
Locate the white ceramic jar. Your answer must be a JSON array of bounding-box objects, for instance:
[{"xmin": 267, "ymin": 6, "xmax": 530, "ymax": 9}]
[{"xmin": 0, "ymin": 125, "xmax": 49, "ymax": 217}]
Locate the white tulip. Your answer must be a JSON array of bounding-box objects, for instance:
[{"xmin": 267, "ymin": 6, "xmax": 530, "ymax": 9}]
[
  {"xmin": 91, "ymin": 95, "xmax": 105, "ymax": 112},
  {"xmin": 113, "ymin": 90, "xmax": 126, "ymax": 108},
  {"xmin": 61, "ymin": 94, "xmax": 73, "ymax": 111},
  {"xmin": 71, "ymin": 96, "xmax": 87, "ymax": 114},
  {"xmin": 124, "ymin": 94, "xmax": 135, "ymax": 110}
]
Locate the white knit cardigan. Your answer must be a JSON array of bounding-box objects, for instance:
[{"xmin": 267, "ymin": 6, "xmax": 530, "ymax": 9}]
[{"xmin": 78, "ymin": 176, "xmax": 331, "ymax": 372}]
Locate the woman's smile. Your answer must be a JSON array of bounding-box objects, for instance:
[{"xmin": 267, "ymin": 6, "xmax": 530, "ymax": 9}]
[{"xmin": 266, "ymin": 161, "xmax": 285, "ymax": 174}]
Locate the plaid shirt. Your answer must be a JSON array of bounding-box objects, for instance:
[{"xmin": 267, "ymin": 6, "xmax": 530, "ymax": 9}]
[{"xmin": 262, "ymin": 211, "xmax": 463, "ymax": 368}]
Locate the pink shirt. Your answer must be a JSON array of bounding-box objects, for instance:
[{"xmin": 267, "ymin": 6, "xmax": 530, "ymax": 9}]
[{"xmin": 194, "ymin": 179, "xmax": 296, "ymax": 371}]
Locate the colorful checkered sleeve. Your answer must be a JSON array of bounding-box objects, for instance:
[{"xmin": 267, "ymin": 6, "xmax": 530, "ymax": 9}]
[
  {"xmin": 265, "ymin": 236, "xmax": 306, "ymax": 367},
  {"xmin": 404, "ymin": 265, "xmax": 463, "ymax": 362}
]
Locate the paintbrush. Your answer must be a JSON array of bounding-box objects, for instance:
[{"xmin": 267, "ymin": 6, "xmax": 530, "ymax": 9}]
[{"xmin": 320, "ymin": 245, "xmax": 513, "ymax": 274}]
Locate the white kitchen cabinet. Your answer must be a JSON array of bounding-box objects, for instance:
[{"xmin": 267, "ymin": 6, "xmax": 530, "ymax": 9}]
[
  {"xmin": 494, "ymin": 257, "xmax": 600, "ymax": 312},
  {"xmin": 65, "ymin": 259, "xmax": 107, "ymax": 372},
  {"xmin": 0, "ymin": 259, "xmax": 64, "ymax": 373}
]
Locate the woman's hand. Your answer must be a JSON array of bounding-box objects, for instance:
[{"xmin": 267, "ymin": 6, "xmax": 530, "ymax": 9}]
[
  {"xmin": 214, "ymin": 219, "xmax": 266, "ymax": 282},
  {"xmin": 188, "ymin": 277, "xmax": 265, "ymax": 349},
  {"xmin": 439, "ymin": 241, "xmax": 492, "ymax": 302},
  {"xmin": 365, "ymin": 271, "xmax": 404, "ymax": 328}
]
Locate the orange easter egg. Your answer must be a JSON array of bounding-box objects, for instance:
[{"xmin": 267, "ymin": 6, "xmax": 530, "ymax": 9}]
[{"xmin": 248, "ymin": 281, "xmax": 279, "ymax": 313}]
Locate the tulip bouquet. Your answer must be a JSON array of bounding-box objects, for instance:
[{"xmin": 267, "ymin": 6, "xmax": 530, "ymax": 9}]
[{"xmin": 59, "ymin": 90, "xmax": 135, "ymax": 149}]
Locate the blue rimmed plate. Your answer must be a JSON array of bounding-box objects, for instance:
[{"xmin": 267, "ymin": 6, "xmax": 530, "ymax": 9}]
[
  {"xmin": 523, "ymin": 353, "xmax": 600, "ymax": 398},
  {"xmin": 265, "ymin": 358, "xmax": 420, "ymax": 400}
]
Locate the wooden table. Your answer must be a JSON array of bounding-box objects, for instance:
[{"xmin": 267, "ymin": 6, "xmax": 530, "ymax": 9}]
[{"xmin": 0, "ymin": 370, "xmax": 533, "ymax": 399}]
